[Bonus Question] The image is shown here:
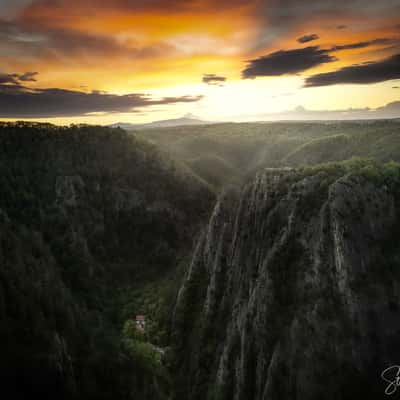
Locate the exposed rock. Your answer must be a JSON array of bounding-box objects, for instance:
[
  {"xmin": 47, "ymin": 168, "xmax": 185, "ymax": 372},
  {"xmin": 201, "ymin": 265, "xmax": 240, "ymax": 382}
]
[
  {"xmin": 55, "ymin": 175, "xmax": 85, "ymax": 207},
  {"xmin": 114, "ymin": 188, "xmax": 145, "ymax": 211},
  {"xmin": 173, "ymin": 167, "xmax": 400, "ymax": 400}
]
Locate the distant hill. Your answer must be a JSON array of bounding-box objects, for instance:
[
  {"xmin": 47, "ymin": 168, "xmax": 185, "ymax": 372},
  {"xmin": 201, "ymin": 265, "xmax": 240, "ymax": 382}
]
[
  {"xmin": 109, "ymin": 113, "xmax": 213, "ymax": 130},
  {"xmin": 135, "ymin": 119, "xmax": 400, "ymax": 188},
  {"xmin": 238, "ymin": 101, "xmax": 400, "ymax": 122}
]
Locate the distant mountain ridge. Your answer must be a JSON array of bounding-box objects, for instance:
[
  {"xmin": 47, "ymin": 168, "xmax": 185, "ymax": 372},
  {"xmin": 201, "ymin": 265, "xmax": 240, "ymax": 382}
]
[
  {"xmin": 109, "ymin": 113, "xmax": 213, "ymax": 130},
  {"xmin": 234, "ymin": 101, "xmax": 400, "ymax": 122},
  {"xmin": 110, "ymin": 101, "xmax": 400, "ymax": 129}
]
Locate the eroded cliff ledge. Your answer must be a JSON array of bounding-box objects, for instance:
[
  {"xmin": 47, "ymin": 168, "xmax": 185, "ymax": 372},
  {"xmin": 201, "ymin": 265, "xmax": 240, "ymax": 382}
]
[{"xmin": 173, "ymin": 161, "xmax": 400, "ymax": 400}]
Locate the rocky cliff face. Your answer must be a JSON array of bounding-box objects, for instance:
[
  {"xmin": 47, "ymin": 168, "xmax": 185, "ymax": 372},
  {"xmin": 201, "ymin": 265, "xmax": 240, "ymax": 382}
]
[{"xmin": 173, "ymin": 164, "xmax": 400, "ymax": 400}]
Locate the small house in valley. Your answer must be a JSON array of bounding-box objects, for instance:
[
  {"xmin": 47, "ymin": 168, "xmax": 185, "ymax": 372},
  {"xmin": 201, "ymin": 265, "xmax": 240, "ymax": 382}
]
[{"xmin": 135, "ymin": 315, "xmax": 146, "ymax": 331}]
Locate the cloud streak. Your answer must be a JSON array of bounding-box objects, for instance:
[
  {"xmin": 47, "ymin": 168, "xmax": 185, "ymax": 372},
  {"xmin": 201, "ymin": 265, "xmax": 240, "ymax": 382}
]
[
  {"xmin": 304, "ymin": 53, "xmax": 400, "ymax": 87},
  {"xmin": 17, "ymin": 71, "xmax": 39, "ymax": 81},
  {"xmin": 297, "ymin": 34, "xmax": 319, "ymax": 43},
  {"xmin": 0, "ymin": 71, "xmax": 38, "ymax": 84},
  {"xmin": 252, "ymin": 0, "xmax": 400, "ymax": 50},
  {"xmin": 0, "ymin": 75, "xmax": 202, "ymax": 117},
  {"xmin": 20, "ymin": 0, "xmax": 252, "ymax": 19},
  {"xmin": 242, "ymin": 46, "xmax": 336, "ymax": 78},
  {"xmin": 0, "ymin": 18, "xmax": 175, "ymax": 63},
  {"xmin": 202, "ymin": 74, "xmax": 227, "ymax": 85},
  {"xmin": 330, "ymin": 38, "xmax": 395, "ymax": 51},
  {"xmin": 241, "ymin": 37, "xmax": 398, "ymax": 80}
]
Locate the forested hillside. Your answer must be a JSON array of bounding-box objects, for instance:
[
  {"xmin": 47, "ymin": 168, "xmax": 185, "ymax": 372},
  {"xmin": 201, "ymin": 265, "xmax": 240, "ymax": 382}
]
[
  {"xmin": 135, "ymin": 120, "xmax": 400, "ymax": 189},
  {"xmin": 1, "ymin": 121, "xmax": 399, "ymax": 400},
  {"xmin": 0, "ymin": 122, "xmax": 214, "ymax": 399}
]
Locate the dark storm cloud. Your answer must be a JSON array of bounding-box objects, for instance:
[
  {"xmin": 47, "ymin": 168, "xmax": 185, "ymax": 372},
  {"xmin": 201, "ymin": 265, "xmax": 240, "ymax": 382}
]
[
  {"xmin": 330, "ymin": 38, "xmax": 395, "ymax": 51},
  {"xmin": 202, "ymin": 74, "xmax": 227, "ymax": 85},
  {"xmin": 304, "ymin": 53, "xmax": 400, "ymax": 87},
  {"xmin": 297, "ymin": 34, "xmax": 319, "ymax": 43},
  {"xmin": 0, "ymin": 79, "xmax": 202, "ymax": 118},
  {"xmin": 242, "ymin": 46, "xmax": 336, "ymax": 79}
]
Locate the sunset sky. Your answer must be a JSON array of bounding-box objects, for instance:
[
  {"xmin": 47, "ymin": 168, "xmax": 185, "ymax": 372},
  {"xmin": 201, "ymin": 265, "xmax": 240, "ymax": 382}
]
[{"xmin": 0, "ymin": 0, "xmax": 400, "ymax": 124}]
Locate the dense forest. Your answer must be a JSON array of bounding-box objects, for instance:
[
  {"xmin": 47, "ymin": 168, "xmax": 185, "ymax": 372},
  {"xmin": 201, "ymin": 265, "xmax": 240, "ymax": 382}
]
[
  {"xmin": 0, "ymin": 121, "xmax": 399, "ymax": 399},
  {"xmin": 0, "ymin": 122, "xmax": 214, "ymax": 399}
]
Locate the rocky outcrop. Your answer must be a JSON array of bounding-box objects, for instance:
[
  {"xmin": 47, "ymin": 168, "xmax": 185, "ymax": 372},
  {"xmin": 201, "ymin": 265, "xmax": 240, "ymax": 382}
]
[
  {"xmin": 173, "ymin": 166, "xmax": 400, "ymax": 400},
  {"xmin": 55, "ymin": 175, "xmax": 85, "ymax": 207}
]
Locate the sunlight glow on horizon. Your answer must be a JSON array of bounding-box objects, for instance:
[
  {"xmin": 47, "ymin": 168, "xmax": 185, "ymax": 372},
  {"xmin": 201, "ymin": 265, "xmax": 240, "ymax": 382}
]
[{"xmin": 0, "ymin": 0, "xmax": 399, "ymax": 124}]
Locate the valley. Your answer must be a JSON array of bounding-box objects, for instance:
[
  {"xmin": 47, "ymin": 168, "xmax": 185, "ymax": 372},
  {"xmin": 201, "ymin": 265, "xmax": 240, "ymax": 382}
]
[{"xmin": 0, "ymin": 120, "xmax": 399, "ymax": 399}]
